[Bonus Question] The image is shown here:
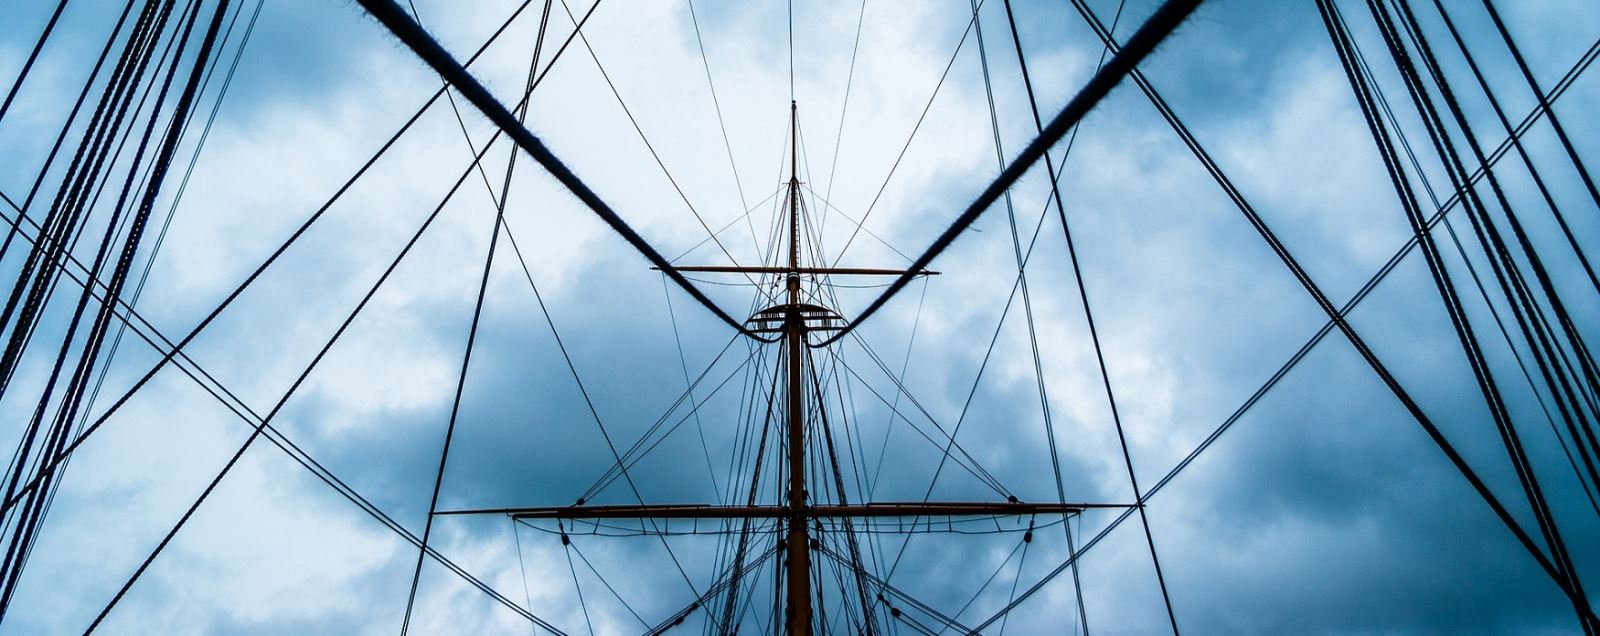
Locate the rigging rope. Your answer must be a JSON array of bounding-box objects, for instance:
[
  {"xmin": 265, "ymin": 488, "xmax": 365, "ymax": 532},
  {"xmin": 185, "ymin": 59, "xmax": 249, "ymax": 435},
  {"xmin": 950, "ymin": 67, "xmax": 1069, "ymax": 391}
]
[
  {"xmin": 0, "ymin": 0, "xmax": 185, "ymax": 621},
  {"xmin": 0, "ymin": 0, "xmax": 70, "ymax": 125},
  {"xmin": 25, "ymin": 0, "xmax": 224, "ymax": 628},
  {"xmin": 12, "ymin": 0, "xmax": 263, "ymax": 603}
]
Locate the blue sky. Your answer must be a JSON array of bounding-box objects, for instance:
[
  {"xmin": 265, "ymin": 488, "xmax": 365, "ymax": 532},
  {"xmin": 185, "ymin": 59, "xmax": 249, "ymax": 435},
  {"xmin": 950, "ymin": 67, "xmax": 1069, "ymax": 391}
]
[{"xmin": 1, "ymin": 0, "xmax": 1598, "ymax": 633}]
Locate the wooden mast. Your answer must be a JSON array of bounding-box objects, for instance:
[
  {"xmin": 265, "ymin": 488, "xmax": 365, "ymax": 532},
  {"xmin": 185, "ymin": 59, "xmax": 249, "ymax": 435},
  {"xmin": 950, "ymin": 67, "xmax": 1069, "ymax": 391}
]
[{"xmin": 443, "ymin": 103, "xmax": 1114, "ymax": 634}]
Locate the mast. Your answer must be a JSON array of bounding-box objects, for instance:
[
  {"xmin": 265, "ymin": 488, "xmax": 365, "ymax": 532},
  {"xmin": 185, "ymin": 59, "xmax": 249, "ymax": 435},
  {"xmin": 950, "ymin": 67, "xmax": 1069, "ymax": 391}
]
[
  {"xmin": 459, "ymin": 102, "xmax": 1106, "ymax": 635},
  {"xmin": 782, "ymin": 100, "xmax": 812, "ymax": 636}
]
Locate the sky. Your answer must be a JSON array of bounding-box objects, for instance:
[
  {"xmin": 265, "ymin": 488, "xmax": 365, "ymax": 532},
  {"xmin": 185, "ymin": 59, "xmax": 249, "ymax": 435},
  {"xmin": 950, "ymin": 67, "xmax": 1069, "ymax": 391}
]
[{"xmin": 1, "ymin": 0, "xmax": 1599, "ymax": 633}]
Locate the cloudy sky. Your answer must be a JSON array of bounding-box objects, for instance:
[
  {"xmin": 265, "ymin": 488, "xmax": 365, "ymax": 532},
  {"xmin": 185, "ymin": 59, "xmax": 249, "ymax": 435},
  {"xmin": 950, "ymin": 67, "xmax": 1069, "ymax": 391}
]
[{"xmin": 1, "ymin": 0, "xmax": 1598, "ymax": 633}]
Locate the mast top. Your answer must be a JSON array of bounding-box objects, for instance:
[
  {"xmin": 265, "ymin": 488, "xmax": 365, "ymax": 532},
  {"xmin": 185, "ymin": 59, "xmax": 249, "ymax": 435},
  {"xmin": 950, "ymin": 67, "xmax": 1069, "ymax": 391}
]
[{"xmin": 660, "ymin": 101, "xmax": 934, "ymax": 335}]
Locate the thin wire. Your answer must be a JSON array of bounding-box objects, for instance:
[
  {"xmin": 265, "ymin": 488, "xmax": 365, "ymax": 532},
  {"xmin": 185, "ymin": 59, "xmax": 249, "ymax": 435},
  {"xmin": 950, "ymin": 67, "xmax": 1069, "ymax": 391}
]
[
  {"xmin": 669, "ymin": 186, "xmax": 783, "ymax": 264},
  {"xmin": 685, "ymin": 0, "xmax": 751, "ymax": 216},
  {"xmin": 821, "ymin": 0, "xmax": 869, "ymax": 209},
  {"xmin": 559, "ymin": 522, "xmax": 599, "ymax": 636},
  {"xmin": 939, "ymin": 535, "xmax": 1025, "ymax": 635},
  {"xmin": 510, "ymin": 518, "xmax": 537, "ymax": 633},
  {"xmin": 997, "ymin": 520, "xmax": 1033, "ymax": 636},
  {"xmin": 829, "ymin": 0, "xmax": 986, "ymax": 267},
  {"xmin": 553, "ymin": 0, "xmax": 766, "ymax": 294},
  {"xmin": 0, "ymin": 0, "xmax": 70, "ymax": 124},
  {"xmin": 662, "ymin": 274, "xmax": 726, "ymax": 502},
  {"xmin": 565, "ymin": 534, "xmax": 653, "ymax": 629},
  {"xmin": 799, "ymin": 184, "xmax": 913, "ymax": 263}
]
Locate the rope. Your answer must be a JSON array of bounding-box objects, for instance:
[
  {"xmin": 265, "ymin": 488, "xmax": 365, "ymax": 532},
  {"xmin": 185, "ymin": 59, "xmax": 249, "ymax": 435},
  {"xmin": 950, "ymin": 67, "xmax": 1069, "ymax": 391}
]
[
  {"xmin": 829, "ymin": 0, "xmax": 983, "ymax": 266},
  {"xmin": 0, "ymin": 0, "xmax": 132, "ymax": 267},
  {"xmin": 0, "ymin": 0, "xmax": 70, "ymax": 124},
  {"xmin": 1337, "ymin": 4, "xmax": 1600, "ymax": 513},
  {"xmin": 1426, "ymin": 1, "xmax": 1597, "ymax": 295}
]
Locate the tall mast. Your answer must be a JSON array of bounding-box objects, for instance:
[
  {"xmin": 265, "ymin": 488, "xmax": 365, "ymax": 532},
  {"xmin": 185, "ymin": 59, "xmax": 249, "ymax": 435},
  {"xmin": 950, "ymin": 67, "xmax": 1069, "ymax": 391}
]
[
  {"xmin": 788, "ymin": 100, "xmax": 800, "ymax": 275},
  {"xmin": 489, "ymin": 101, "xmax": 1088, "ymax": 636},
  {"xmin": 783, "ymin": 99, "xmax": 812, "ymax": 636}
]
